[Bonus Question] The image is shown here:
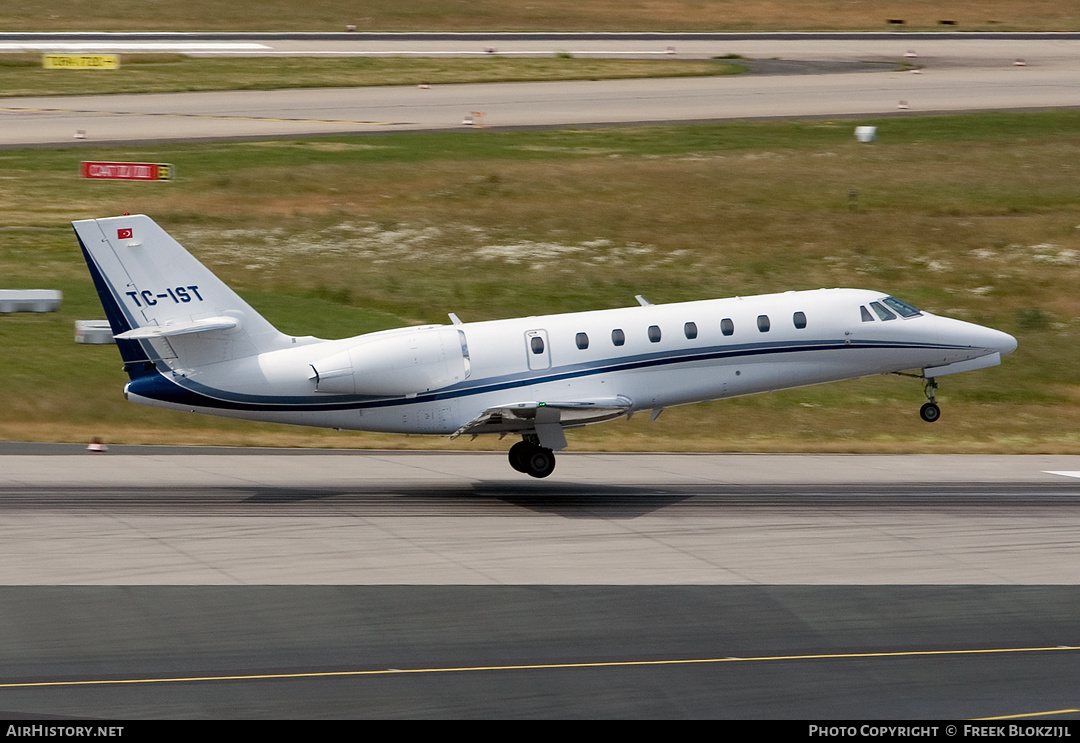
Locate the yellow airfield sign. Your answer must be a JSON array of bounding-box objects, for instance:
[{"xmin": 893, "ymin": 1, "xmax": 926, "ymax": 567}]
[{"xmin": 42, "ymin": 54, "xmax": 120, "ymax": 70}]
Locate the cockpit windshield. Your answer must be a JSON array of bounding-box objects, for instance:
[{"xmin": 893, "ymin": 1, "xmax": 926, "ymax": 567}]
[{"xmin": 881, "ymin": 296, "xmax": 922, "ymax": 318}]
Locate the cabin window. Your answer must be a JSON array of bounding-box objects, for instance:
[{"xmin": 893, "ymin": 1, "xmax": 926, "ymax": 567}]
[
  {"xmin": 882, "ymin": 296, "xmax": 922, "ymax": 318},
  {"xmin": 757, "ymin": 315, "xmax": 770, "ymax": 332},
  {"xmin": 793, "ymin": 311, "xmax": 807, "ymax": 329},
  {"xmin": 648, "ymin": 325, "xmax": 662, "ymax": 343},
  {"xmin": 530, "ymin": 336, "xmax": 545, "ymax": 354},
  {"xmin": 870, "ymin": 301, "xmax": 897, "ymax": 321},
  {"xmin": 575, "ymin": 332, "xmax": 589, "ymax": 350},
  {"xmin": 612, "ymin": 328, "xmax": 625, "ymax": 346},
  {"xmin": 684, "ymin": 322, "xmax": 698, "ymax": 340},
  {"xmin": 721, "ymin": 318, "xmax": 734, "ymax": 336},
  {"xmin": 861, "ymin": 306, "xmax": 875, "ymax": 322}
]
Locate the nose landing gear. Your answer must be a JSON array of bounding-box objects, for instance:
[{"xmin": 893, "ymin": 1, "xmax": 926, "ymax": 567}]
[
  {"xmin": 920, "ymin": 377, "xmax": 940, "ymax": 422},
  {"xmin": 509, "ymin": 438, "xmax": 556, "ymax": 478}
]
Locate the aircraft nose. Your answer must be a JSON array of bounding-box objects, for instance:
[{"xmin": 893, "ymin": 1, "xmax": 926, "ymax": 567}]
[
  {"xmin": 993, "ymin": 328, "xmax": 1018, "ymax": 357},
  {"xmin": 958, "ymin": 320, "xmax": 1018, "ymax": 356},
  {"xmin": 935, "ymin": 316, "xmax": 1017, "ymax": 356}
]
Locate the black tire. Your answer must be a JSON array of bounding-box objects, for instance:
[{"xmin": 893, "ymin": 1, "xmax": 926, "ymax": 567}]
[
  {"xmin": 920, "ymin": 402, "xmax": 941, "ymax": 423},
  {"xmin": 508, "ymin": 441, "xmax": 531, "ymax": 473},
  {"xmin": 525, "ymin": 447, "xmax": 556, "ymax": 479}
]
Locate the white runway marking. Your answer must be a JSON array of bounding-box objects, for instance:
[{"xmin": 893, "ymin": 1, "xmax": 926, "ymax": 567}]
[{"xmin": 1045, "ymin": 471, "xmax": 1080, "ymax": 479}]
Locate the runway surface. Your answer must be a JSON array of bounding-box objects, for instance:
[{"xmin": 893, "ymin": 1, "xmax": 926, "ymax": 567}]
[
  {"xmin": 3, "ymin": 34, "xmax": 1080, "ymax": 145},
  {"xmin": 1, "ymin": 449, "xmax": 1079, "ymax": 717},
  {"xmin": 2, "ymin": 450, "xmax": 1080, "ymax": 585},
  {"xmin": 5, "ymin": 453, "xmax": 1080, "ymax": 718}
]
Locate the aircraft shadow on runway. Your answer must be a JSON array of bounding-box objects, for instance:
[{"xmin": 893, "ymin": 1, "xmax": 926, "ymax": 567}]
[
  {"xmin": 236, "ymin": 481, "xmax": 1080, "ymax": 519},
  {"xmin": 4, "ymin": 482, "xmax": 1078, "ymax": 520},
  {"xmin": 241, "ymin": 482, "xmax": 697, "ymax": 518}
]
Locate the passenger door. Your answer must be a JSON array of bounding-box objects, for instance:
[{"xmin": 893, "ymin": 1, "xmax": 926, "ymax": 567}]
[{"xmin": 525, "ymin": 329, "xmax": 551, "ymax": 371}]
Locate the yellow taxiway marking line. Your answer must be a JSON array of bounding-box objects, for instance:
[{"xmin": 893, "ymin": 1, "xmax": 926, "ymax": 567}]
[
  {"xmin": 1, "ymin": 644, "xmax": 1077, "ymax": 689},
  {"xmin": 974, "ymin": 709, "xmax": 1080, "ymax": 720},
  {"xmin": 0, "ymin": 107, "xmax": 397, "ymax": 126}
]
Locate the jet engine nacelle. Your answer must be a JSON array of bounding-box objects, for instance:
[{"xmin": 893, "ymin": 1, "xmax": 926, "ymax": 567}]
[{"xmin": 310, "ymin": 326, "xmax": 470, "ymax": 396}]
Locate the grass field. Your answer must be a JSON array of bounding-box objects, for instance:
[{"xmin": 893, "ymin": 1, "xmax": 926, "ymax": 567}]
[
  {"xmin": 2, "ymin": 112, "xmax": 1079, "ymax": 451},
  {"xmin": 3, "ymin": 1, "xmax": 1078, "ymax": 32},
  {"xmin": 0, "ymin": 55, "xmax": 738, "ymax": 98}
]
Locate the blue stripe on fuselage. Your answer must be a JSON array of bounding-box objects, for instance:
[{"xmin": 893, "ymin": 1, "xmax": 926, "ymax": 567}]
[{"xmin": 126, "ymin": 338, "xmax": 963, "ymax": 413}]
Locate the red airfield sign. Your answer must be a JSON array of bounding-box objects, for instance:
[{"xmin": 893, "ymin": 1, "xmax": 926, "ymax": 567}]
[{"xmin": 80, "ymin": 162, "xmax": 174, "ymax": 181}]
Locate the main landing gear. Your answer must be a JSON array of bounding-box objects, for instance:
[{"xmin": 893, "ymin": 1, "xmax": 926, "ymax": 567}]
[
  {"xmin": 920, "ymin": 377, "xmax": 941, "ymax": 423},
  {"xmin": 508, "ymin": 438, "xmax": 556, "ymax": 478}
]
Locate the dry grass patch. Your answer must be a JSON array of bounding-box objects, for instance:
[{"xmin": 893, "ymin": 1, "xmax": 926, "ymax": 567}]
[
  {"xmin": 3, "ymin": 115, "xmax": 1080, "ymax": 450},
  {"xmin": 0, "ymin": 56, "xmax": 734, "ymax": 98},
  {"xmin": 131, "ymin": 143, "xmax": 1080, "ymax": 321},
  {"xmin": 1, "ymin": 0, "xmax": 1076, "ymax": 31}
]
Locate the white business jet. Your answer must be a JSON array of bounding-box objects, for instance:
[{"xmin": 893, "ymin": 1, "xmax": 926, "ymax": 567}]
[{"xmin": 75, "ymin": 215, "xmax": 1017, "ymax": 478}]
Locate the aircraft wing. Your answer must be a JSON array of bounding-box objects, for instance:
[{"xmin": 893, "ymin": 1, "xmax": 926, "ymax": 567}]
[{"xmin": 451, "ymin": 396, "xmax": 632, "ymax": 450}]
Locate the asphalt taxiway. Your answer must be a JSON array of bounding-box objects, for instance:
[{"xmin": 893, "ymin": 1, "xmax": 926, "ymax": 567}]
[
  {"xmin": 3, "ymin": 33, "xmax": 1080, "ymax": 145},
  {"xmin": 1, "ymin": 585, "xmax": 1078, "ymax": 719}
]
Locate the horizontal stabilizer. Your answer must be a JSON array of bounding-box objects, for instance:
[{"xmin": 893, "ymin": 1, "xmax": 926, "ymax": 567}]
[{"xmin": 114, "ymin": 316, "xmax": 239, "ymax": 340}]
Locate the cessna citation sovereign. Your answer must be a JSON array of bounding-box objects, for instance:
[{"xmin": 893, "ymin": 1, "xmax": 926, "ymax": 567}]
[{"xmin": 75, "ymin": 215, "xmax": 1017, "ymax": 478}]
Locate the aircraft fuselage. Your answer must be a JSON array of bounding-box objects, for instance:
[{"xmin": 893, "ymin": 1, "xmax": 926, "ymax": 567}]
[{"xmin": 123, "ymin": 287, "xmax": 1015, "ymax": 436}]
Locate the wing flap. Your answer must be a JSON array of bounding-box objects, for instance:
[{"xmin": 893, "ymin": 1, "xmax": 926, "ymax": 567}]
[{"xmin": 451, "ymin": 396, "xmax": 633, "ymax": 444}]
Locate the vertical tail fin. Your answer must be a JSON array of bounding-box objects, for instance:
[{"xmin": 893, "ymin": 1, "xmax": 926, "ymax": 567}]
[{"xmin": 74, "ymin": 215, "xmax": 292, "ymax": 378}]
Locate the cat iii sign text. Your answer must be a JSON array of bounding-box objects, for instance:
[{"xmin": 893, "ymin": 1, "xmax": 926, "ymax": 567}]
[{"xmin": 80, "ymin": 162, "xmax": 174, "ymax": 181}]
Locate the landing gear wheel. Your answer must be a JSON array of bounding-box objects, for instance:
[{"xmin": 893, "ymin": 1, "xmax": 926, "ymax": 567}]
[
  {"xmin": 919, "ymin": 376, "xmax": 941, "ymax": 422},
  {"xmin": 508, "ymin": 441, "xmax": 531, "ymax": 473},
  {"xmin": 525, "ymin": 447, "xmax": 556, "ymax": 479}
]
